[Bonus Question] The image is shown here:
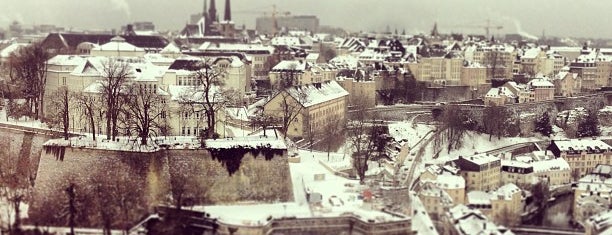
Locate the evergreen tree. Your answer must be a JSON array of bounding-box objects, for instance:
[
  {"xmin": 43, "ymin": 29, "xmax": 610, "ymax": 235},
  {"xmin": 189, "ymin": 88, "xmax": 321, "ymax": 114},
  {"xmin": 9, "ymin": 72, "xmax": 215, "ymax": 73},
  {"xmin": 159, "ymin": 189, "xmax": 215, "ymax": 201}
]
[
  {"xmin": 576, "ymin": 111, "xmax": 600, "ymax": 137},
  {"xmin": 535, "ymin": 112, "xmax": 553, "ymax": 137}
]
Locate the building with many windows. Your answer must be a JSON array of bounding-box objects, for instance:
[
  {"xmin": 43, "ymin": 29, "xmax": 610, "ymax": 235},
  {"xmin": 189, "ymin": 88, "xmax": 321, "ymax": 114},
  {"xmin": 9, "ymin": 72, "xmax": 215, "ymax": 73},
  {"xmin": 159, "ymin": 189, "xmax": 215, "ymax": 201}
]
[
  {"xmin": 454, "ymin": 154, "xmax": 502, "ymax": 192},
  {"xmin": 547, "ymin": 139, "xmax": 612, "ymax": 178}
]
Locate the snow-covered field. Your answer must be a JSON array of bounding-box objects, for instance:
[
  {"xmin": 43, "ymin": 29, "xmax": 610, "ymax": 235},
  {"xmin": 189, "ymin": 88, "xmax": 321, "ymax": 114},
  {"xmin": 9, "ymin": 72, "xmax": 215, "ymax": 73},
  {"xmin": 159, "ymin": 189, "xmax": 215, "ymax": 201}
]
[{"xmin": 195, "ymin": 149, "xmax": 408, "ymax": 226}]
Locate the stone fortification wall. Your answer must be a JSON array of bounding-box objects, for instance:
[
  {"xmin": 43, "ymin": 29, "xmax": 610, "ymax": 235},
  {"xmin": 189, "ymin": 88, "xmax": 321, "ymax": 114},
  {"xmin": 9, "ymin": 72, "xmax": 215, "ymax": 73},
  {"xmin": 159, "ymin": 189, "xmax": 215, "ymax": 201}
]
[{"xmin": 30, "ymin": 144, "xmax": 293, "ymax": 227}]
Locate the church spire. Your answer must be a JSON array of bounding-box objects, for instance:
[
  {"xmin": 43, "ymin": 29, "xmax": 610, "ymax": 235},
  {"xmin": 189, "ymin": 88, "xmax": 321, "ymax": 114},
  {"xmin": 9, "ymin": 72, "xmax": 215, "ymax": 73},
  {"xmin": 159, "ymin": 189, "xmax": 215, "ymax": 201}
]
[
  {"xmin": 224, "ymin": 0, "xmax": 231, "ymax": 21},
  {"xmin": 203, "ymin": 0, "xmax": 207, "ymax": 17},
  {"xmin": 208, "ymin": 0, "xmax": 217, "ymax": 23}
]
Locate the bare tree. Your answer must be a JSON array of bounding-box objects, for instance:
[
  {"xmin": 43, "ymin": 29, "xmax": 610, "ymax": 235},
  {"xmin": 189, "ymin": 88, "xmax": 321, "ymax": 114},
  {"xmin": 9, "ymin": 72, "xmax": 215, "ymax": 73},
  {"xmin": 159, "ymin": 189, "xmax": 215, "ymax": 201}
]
[
  {"xmin": 7, "ymin": 43, "xmax": 50, "ymax": 120},
  {"xmin": 484, "ymin": 50, "xmax": 506, "ymax": 80},
  {"xmin": 181, "ymin": 60, "xmax": 229, "ymax": 138},
  {"xmin": 434, "ymin": 105, "xmax": 477, "ymax": 154},
  {"xmin": 483, "ymin": 105, "xmax": 508, "ymax": 141},
  {"xmin": 121, "ymin": 83, "xmax": 169, "ymax": 145},
  {"xmin": 324, "ymin": 117, "xmax": 345, "ymax": 161},
  {"xmin": 347, "ymin": 96, "xmax": 380, "ymax": 184},
  {"xmin": 46, "ymin": 87, "xmax": 71, "ymax": 140},
  {"xmin": 0, "ymin": 138, "xmax": 31, "ymax": 233},
  {"xmin": 74, "ymin": 92, "xmax": 100, "ymax": 141},
  {"xmin": 100, "ymin": 58, "xmax": 131, "ymax": 141},
  {"xmin": 86, "ymin": 169, "xmax": 145, "ymax": 235}
]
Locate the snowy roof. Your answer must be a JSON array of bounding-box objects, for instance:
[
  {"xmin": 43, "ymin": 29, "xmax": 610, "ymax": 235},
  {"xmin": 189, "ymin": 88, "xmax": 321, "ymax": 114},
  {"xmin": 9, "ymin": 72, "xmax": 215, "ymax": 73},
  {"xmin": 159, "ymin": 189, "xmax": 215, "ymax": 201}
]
[
  {"xmin": 132, "ymin": 63, "xmax": 166, "ymax": 82},
  {"xmin": 531, "ymin": 158, "xmax": 570, "ymax": 173},
  {"xmin": 467, "ymin": 191, "xmax": 493, "ymax": 205},
  {"xmin": 272, "ymin": 60, "xmax": 309, "ymax": 71},
  {"xmin": 0, "ymin": 43, "xmax": 28, "ymax": 58},
  {"xmin": 306, "ymin": 53, "xmax": 319, "ymax": 61},
  {"xmin": 522, "ymin": 48, "xmax": 541, "ymax": 59},
  {"xmin": 586, "ymin": 209, "xmax": 612, "ymax": 232},
  {"xmin": 271, "ymin": 36, "xmax": 302, "ymax": 46},
  {"xmin": 205, "ymin": 136, "xmax": 287, "ymax": 150},
  {"xmin": 493, "ymin": 183, "xmax": 521, "ymax": 200},
  {"xmin": 160, "ymin": 42, "xmax": 181, "ymax": 53},
  {"xmin": 329, "ymin": 55, "xmax": 360, "ymax": 69},
  {"xmin": 461, "ymin": 153, "xmax": 501, "ymax": 166},
  {"xmin": 552, "ymin": 139, "xmax": 612, "ymax": 152},
  {"xmin": 484, "ymin": 87, "xmax": 516, "ymax": 99},
  {"xmin": 283, "ymin": 80, "xmax": 348, "ymax": 108},
  {"xmin": 199, "ymin": 42, "xmax": 274, "ymax": 54},
  {"xmin": 93, "ymin": 37, "xmax": 145, "ymax": 52},
  {"xmin": 410, "ymin": 192, "xmax": 438, "ymax": 235},
  {"xmin": 435, "ymin": 174, "xmax": 466, "ymax": 189},
  {"xmin": 47, "ymin": 54, "xmax": 88, "ymax": 66},
  {"xmin": 528, "ymin": 77, "xmax": 554, "ymax": 88}
]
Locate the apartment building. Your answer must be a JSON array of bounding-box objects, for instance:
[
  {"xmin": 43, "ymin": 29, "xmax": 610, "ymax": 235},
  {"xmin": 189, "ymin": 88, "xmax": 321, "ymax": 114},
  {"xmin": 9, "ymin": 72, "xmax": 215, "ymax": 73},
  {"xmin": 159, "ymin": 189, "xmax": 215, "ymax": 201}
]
[
  {"xmin": 262, "ymin": 80, "xmax": 348, "ymax": 139},
  {"xmin": 455, "ymin": 154, "xmax": 502, "ymax": 192},
  {"xmin": 268, "ymin": 60, "xmax": 336, "ymax": 87},
  {"xmin": 547, "ymin": 139, "xmax": 612, "ymax": 178}
]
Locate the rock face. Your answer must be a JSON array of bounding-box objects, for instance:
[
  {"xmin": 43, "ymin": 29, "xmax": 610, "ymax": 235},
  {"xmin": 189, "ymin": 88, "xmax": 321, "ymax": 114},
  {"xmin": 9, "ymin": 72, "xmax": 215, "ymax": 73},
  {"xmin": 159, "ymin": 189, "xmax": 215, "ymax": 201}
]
[{"xmin": 28, "ymin": 142, "xmax": 293, "ymax": 228}]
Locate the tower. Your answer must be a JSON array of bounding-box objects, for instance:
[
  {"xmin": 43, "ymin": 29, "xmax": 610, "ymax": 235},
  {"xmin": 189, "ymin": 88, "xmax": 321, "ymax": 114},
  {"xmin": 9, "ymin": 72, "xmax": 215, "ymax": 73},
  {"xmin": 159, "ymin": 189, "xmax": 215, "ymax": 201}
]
[
  {"xmin": 431, "ymin": 22, "xmax": 439, "ymax": 37},
  {"xmin": 208, "ymin": 0, "xmax": 218, "ymax": 23},
  {"xmin": 224, "ymin": 0, "xmax": 231, "ymax": 21}
]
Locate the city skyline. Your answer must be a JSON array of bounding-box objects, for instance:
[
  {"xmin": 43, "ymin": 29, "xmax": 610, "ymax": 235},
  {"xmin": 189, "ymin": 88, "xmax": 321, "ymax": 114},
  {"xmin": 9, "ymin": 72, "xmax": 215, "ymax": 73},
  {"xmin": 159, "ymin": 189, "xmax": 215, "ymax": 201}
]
[{"xmin": 1, "ymin": 0, "xmax": 612, "ymax": 38}]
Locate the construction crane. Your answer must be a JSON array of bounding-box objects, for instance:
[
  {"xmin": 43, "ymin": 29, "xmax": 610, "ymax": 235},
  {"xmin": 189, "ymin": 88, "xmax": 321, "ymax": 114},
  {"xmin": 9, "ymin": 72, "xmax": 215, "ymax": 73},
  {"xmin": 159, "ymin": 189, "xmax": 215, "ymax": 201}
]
[
  {"xmin": 234, "ymin": 4, "xmax": 290, "ymax": 35},
  {"xmin": 450, "ymin": 19, "xmax": 503, "ymax": 38}
]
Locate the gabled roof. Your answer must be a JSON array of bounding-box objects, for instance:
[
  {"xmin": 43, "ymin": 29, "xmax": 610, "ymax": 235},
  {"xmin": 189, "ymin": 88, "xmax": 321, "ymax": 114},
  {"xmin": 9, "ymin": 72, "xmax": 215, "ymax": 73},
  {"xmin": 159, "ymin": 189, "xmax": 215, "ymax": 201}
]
[
  {"xmin": 42, "ymin": 33, "xmax": 169, "ymax": 50},
  {"xmin": 168, "ymin": 59, "xmax": 205, "ymax": 71},
  {"xmin": 268, "ymin": 80, "xmax": 348, "ymax": 109},
  {"xmin": 272, "ymin": 60, "xmax": 309, "ymax": 71}
]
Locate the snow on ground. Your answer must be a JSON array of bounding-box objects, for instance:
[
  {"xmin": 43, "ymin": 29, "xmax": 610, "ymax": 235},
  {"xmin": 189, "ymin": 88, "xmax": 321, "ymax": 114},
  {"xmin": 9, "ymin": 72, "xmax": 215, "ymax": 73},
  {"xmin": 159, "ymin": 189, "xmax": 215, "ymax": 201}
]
[
  {"xmin": 388, "ymin": 122, "xmax": 435, "ymax": 147},
  {"xmin": 226, "ymin": 107, "xmax": 250, "ymax": 121},
  {"xmin": 195, "ymin": 149, "xmax": 407, "ymax": 226},
  {"xmin": 0, "ymin": 200, "xmax": 28, "ymax": 230},
  {"xmin": 225, "ymin": 124, "xmax": 252, "ymax": 138},
  {"xmin": 426, "ymin": 131, "xmax": 542, "ymax": 165},
  {"xmin": 0, "ymin": 108, "xmax": 48, "ymax": 130}
]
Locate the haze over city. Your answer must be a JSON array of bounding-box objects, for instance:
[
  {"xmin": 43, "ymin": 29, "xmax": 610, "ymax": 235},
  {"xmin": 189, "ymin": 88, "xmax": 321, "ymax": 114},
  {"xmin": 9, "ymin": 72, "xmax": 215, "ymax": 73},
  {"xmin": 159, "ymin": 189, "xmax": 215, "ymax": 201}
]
[{"xmin": 1, "ymin": 0, "xmax": 612, "ymax": 38}]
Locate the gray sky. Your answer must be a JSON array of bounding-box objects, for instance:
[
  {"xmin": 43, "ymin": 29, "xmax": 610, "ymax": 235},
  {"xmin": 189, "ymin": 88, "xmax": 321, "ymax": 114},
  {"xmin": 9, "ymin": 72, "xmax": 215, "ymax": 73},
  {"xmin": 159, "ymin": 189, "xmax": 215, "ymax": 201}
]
[{"xmin": 1, "ymin": 0, "xmax": 611, "ymax": 38}]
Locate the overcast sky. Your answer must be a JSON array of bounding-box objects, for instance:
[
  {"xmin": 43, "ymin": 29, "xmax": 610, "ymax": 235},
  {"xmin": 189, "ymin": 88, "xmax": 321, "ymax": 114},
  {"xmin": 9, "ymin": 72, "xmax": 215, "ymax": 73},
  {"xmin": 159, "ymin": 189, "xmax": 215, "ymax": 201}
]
[{"xmin": 1, "ymin": 0, "xmax": 611, "ymax": 38}]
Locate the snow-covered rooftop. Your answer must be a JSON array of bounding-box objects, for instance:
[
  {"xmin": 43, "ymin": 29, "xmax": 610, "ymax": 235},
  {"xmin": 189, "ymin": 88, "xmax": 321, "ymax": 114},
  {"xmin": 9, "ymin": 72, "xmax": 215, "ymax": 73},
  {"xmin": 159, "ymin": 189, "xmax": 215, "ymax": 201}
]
[
  {"xmin": 528, "ymin": 77, "xmax": 554, "ymax": 88},
  {"xmin": 494, "ymin": 183, "xmax": 521, "ymax": 200},
  {"xmin": 467, "ymin": 191, "xmax": 493, "ymax": 205},
  {"xmin": 553, "ymin": 139, "xmax": 612, "ymax": 152},
  {"xmin": 0, "ymin": 43, "xmax": 28, "ymax": 58},
  {"xmin": 435, "ymin": 174, "xmax": 466, "ymax": 189},
  {"xmin": 284, "ymin": 80, "xmax": 349, "ymax": 108},
  {"xmin": 272, "ymin": 60, "xmax": 309, "ymax": 71},
  {"xmin": 93, "ymin": 36, "xmax": 144, "ymax": 52},
  {"xmin": 485, "ymin": 87, "xmax": 516, "ymax": 98}
]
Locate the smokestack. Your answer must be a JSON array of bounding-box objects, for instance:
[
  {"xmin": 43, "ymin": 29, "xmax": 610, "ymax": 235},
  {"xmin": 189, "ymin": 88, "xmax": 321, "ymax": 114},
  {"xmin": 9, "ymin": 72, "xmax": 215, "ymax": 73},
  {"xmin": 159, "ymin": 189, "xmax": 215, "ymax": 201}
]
[{"xmin": 224, "ymin": 0, "xmax": 231, "ymax": 21}]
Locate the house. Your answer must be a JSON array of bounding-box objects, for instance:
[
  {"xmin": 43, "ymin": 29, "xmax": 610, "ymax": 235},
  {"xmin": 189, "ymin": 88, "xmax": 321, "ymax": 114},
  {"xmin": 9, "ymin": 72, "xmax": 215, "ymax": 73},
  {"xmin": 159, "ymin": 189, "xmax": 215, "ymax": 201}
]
[
  {"xmin": 502, "ymin": 151, "xmax": 571, "ymax": 187},
  {"xmin": 198, "ymin": 42, "xmax": 274, "ymax": 78},
  {"xmin": 483, "ymin": 87, "xmax": 516, "ymax": 106},
  {"xmin": 527, "ymin": 77, "xmax": 555, "ymax": 102},
  {"xmin": 553, "ymin": 69, "xmax": 581, "ymax": 97},
  {"xmin": 420, "ymin": 165, "xmax": 466, "ymax": 205},
  {"xmin": 547, "ymin": 139, "xmax": 612, "ymax": 178},
  {"xmin": 454, "ymin": 154, "xmax": 502, "ymax": 192},
  {"xmin": 584, "ymin": 210, "xmax": 612, "ymax": 235},
  {"xmin": 444, "ymin": 204, "xmax": 515, "ymax": 235},
  {"xmin": 262, "ymin": 80, "xmax": 348, "ymax": 139}
]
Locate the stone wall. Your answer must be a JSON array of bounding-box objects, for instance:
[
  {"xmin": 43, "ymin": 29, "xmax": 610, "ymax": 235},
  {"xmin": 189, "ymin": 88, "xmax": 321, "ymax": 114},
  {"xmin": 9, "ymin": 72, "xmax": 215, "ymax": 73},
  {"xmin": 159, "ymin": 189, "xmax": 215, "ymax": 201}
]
[{"xmin": 30, "ymin": 144, "xmax": 293, "ymax": 227}]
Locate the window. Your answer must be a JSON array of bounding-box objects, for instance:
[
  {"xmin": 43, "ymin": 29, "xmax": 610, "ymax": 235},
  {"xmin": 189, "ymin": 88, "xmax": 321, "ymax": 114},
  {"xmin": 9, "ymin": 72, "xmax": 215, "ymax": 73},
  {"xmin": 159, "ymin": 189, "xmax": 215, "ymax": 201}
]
[{"xmin": 161, "ymin": 111, "xmax": 166, "ymax": 119}]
